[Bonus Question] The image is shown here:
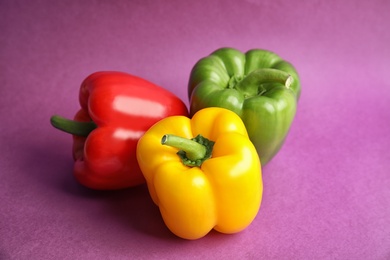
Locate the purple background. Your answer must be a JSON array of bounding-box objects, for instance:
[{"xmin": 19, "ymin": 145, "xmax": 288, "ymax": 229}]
[{"xmin": 1, "ymin": 0, "xmax": 389, "ymax": 259}]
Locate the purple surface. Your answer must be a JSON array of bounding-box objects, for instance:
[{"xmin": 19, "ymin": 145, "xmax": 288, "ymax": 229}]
[{"xmin": 1, "ymin": 0, "xmax": 389, "ymax": 259}]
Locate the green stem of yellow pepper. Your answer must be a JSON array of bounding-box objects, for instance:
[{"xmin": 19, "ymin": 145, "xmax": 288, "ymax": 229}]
[{"xmin": 161, "ymin": 134, "xmax": 214, "ymax": 167}]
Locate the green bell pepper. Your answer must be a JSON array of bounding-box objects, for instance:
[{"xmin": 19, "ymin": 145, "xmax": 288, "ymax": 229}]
[{"xmin": 188, "ymin": 48, "xmax": 301, "ymax": 166}]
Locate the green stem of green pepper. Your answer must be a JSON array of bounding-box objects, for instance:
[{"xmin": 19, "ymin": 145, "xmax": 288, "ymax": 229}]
[
  {"xmin": 161, "ymin": 134, "xmax": 214, "ymax": 167},
  {"xmin": 235, "ymin": 68, "xmax": 293, "ymax": 98},
  {"xmin": 50, "ymin": 115, "xmax": 96, "ymax": 137}
]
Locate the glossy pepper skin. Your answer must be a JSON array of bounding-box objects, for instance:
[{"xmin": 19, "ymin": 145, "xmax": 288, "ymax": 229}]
[
  {"xmin": 136, "ymin": 107, "xmax": 262, "ymax": 240},
  {"xmin": 51, "ymin": 71, "xmax": 188, "ymax": 190},
  {"xmin": 188, "ymin": 48, "xmax": 301, "ymax": 165}
]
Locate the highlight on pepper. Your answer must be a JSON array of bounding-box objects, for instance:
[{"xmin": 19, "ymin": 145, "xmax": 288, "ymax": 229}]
[{"xmin": 136, "ymin": 107, "xmax": 263, "ymax": 240}]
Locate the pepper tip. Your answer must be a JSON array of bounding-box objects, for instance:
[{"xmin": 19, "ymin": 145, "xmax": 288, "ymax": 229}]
[
  {"xmin": 161, "ymin": 135, "xmax": 168, "ymax": 145},
  {"xmin": 285, "ymin": 76, "xmax": 293, "ymax": 89}
]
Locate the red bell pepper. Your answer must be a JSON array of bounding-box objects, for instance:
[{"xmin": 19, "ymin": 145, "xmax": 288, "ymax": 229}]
[{"xmin": 51, "ymin": 71, "xmax": 188, "ymax": 190}]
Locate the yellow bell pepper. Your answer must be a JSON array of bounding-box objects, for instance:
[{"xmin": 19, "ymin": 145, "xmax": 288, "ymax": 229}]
[{"xmin": 136, "ymin": 107, "xmax": 263, "ymax": 240}]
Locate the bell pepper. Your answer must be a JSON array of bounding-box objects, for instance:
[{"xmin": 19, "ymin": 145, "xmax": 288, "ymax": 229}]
[
  {"xmin": 188, "ymin": 47, "xmax": 301, "ymax": 165},
  {"xmin": 50, "ymin": 71, "xmax": 188, "ymax": 190},
  {"xmin": 136, "ymin": 107, "xmax": 262, "ymax": 240}
]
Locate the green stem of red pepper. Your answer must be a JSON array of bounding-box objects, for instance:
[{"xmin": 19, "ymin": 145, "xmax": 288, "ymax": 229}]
[
  {"xmin": 50, "ymin": 115, "xmax": 96, "ymax": 137},
  {"xmin": 161, "ymin": 134, "xmax": 214, "ymax": 167},
  {"xmin": 234, "ymin": 68, "xmax": 293, "ymax": 98}
]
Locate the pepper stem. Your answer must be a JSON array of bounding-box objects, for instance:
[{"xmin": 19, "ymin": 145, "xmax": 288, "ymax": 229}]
[
  {"xmin": 50, "ymin": 115, "xmax": 96, "ymax": 137},
  {"xmin": 235, "ymin": 68, "xmax": 293, "ymax": 98},
  {"xmin": 161, "ymin": 134, "xmax": 214, "ymax": 167}
]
